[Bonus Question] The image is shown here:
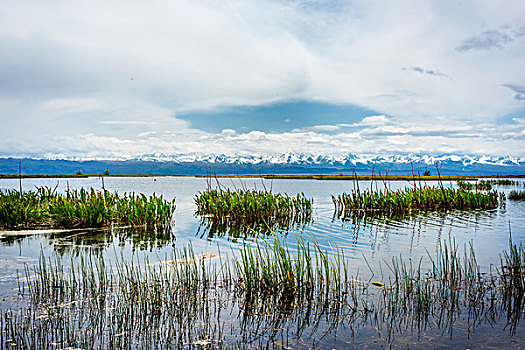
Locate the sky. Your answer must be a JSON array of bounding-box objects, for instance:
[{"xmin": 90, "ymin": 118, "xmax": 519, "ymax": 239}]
[{"xmin": 1, "ymin": 0, "xmax": 525, "ymax": 159}]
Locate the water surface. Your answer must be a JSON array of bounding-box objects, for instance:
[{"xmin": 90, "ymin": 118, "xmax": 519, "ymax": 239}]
[{"xmin": 0, "ymin": 176, "xmax": 524, "ymax": 348}]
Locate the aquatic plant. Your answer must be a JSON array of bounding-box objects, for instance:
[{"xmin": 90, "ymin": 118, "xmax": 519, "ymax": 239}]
[
  {"xmin": 456, "ymin": 179, "xmax": 492, "ymax": 191},
  {"xmin": 508, "ymin": 190, "xmax": 525, "ymax": 201},
  {"xmin": 333, "ymin": 185, "xmax": 503, "ymax": 218},
  {"xmin": 4, "ymin": 236, "xmax": 525, "ymax": 349},
  {"xmin": 456, "ymin": 180, "xmax": 474, "ymax": 190},
  {"xmin": 0, "ymin": 187, "xmax": 175, "ymax": 230},
  {"xmin": 487, "ymin": 179, "xmax": 521, "ymax": 186},
  {"xmin": 195, "ymin": 189, "xmax": 312, "ymax": 236}
]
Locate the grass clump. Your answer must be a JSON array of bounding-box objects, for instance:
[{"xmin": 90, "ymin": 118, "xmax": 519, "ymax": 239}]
[
  {"xmin": 508, "ymin": 190, "xmax": 525, "ymax": 201},
  {"xmin": 195, "ymin": 189, "xmax": 312, "ymax": 235},
  {"xmin": 0, "ymin": 187, "xmax": 175, "ymax": 230},
  {"xmin": 488, "ymin": 179, "xmax": 521, "ymax": 186},
  {"xmin": 457, "ymin": 180, "xmax": 492, "ymax": 191},
  {"xmin": 333, "ymin": 185, "xmax": 503, "ymax": 218}
]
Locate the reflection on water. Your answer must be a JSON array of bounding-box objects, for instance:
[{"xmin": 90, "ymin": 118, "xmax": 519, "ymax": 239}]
[
  {"xmin": 196, "ymin": 213, "xmax": 313, "ymax": 241},
  {"xmin": 1, "ymin": 226, "xmax": 177, "ymax": 256}
]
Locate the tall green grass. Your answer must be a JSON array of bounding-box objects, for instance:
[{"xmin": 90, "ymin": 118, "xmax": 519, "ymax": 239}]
[
  {"xmin": 5, "ymin": 236, "xmax": 525, "ymax": 348},
  {"xmin": 508, "ymin": 190, "xmax": 525, "ymax": 201},
  {"xmin": 333, "ymin": 185, "xmax": 503, "ymax": 218},
  {"xmin": 195, "ymin": 189, "xmax": 312, "ymax": 236},
  {"xmin": 457, "ymin": 179, "xmax": 492, "ymax": 191},
  {"xmin": 0, "ymin": 187, "xmax": 175, "ymax": 230},
  {"xmin": 488, "ymin": 179, "xmax": 521, "ymax": 186}
]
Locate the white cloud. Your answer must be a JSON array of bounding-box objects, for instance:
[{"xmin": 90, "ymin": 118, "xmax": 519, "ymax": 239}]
[
  {"xmin": 2, "ymin": 117, "xmax": 519, "ymax": 159},
  {"xmin": 292, "ymin": 124, "xmax": 340, "ymax": 132},
  {"xmin": 100, "ymin": 121, "xmax": 151, "ymax": 125},
  {"xmin": 359, "ymin": 115, "xmax": 391, "ymax": 126},
  {"xmin": 1, "ymin": 0, "xmax": 525, "ymax": 158}
]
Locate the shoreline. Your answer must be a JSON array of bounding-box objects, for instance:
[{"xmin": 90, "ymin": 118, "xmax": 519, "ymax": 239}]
[{"xmin": 0, "ymin": 174, "xmax": 524, "ymax": 180}]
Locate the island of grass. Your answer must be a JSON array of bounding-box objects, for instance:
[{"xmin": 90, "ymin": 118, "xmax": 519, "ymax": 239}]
[
  {"xmin": 333, "ymin": 185, "xmax": 504, "ymax": 217},
  {"xmin": 194, "ymin": 189, "xmax": 312, "ymax": 229},
  {"xmin": 0, "ymin": 187, "xmax": 175, "ymax": 230},
  {"xmin": 508, "ymin": 190, "xmax": 525, "ymax": 201},
  {"xmin": 487, "ymin": 179, "xmax": 522, "ymax": 186},
  {"xmin": 456, "ymin": 179, "xmax": 493, "ymax": 191}
]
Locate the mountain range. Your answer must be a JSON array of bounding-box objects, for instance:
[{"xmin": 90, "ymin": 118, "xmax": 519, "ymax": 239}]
[{"xmin": 0, "ymin": 153, "xmax": 524, "ymax": 175}]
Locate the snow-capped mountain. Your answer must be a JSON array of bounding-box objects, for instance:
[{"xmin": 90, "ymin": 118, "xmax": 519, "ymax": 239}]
[
  {"xmin": 0, "ymin": 153, "xmax": 523, "ymax": 175},
  {"xmin": 134, "ymin": 152, "xmax": 524, "ymax": 168}
]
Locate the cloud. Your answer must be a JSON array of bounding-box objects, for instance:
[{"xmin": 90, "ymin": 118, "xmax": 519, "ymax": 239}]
[
  {"xmin": 3, "ymin": 115, "xmax": 522, "ymax": 159},
  {"xmin": 1, "ymin": 0, "xmax": 525, "ymax": 159},
  {"xmin": 502, "ymin": 83, "xmax": 525, "ymax": 100},
  {"xmin": 100, "ymin": 121, "xmax": 151, "ymax": 125},
  {"xmin": 359, "ymin": 115, "xmax": 391, "ymax": 126},
  {"xmin": 404, "ymin": 66, "xmax": 449, "ymax": 78},
  {"xmin": 455, "ymin": 24, "xmax": 525, "ymax": 52},
  {"xmin": 456, "ymin": 29, "xmax": 513, "ymax": 51},
  {"xmin": 293, "ymin": 124, "xmax": 340, "ymax": 132}
]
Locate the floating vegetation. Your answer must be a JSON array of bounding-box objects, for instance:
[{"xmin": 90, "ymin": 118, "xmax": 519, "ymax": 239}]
[
  {"xmin": 195, "ymin": 189, "xmax": 312, "ymax": 236},
  {"xmin": 509, "ymin": 190, "xmax": 525, "ymax": 201},
  {"xmin": 2, "ymin": 236, "xmax": 524, "ymax": 348},
  {"xmin": 0, "ymin": 187, "xmax": 175, "ymax": 231},
  {"xmin": 456, "ymin": 179, "xmax": 492, "ymax": 191},
  {"xmin": 333, "ymin": 184, "xmax": 503, "ymax": 219}
]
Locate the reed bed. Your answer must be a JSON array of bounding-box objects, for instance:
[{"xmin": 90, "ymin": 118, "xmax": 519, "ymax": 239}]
[
  {"xmin": 457, "ymin": 179, "xmax": 492, "ymax": 191},
  {"xmin": 0, "ymin": 187, "xmax": 175, "ymax": 230},
  {"xmin": 508, "ymin": 190, "xmax": 525, "ymax": 201},
  {"xmin": 333, "ymin": 185, "xmax": 503, "ymax": 218},
  {"xmin": 488, "ymin": 179, "xmax": 522, "ymax": 186},
  {"xmin": 195, "ymin": 189, "xmax": 312, "ymax": 236},
  {"xmin": 2, "ymin": 236, "xmax": 524, "ymax": 348}
]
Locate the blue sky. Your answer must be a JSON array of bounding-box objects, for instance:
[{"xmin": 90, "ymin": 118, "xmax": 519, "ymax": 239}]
[
  {"xmin": 0, "ymin": 0, "xmax": 524, "ymax": 159},
  {"xmin": 178, "ymin": 101, "xmax": 376, "ymax": 133}
]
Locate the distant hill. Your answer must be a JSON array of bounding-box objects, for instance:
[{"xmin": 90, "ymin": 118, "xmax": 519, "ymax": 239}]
[{"xmin": 0, "ymin": 153, "xmax": 524, "ymax": 175}]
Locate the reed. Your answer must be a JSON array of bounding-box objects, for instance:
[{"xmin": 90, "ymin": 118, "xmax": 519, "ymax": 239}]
[
  {"xmin": 4, "ymin": 235, "xmax": 525, "ymax": 348},
  {"xmin": 333, "ymin": 185, "xmax": 503, "ymax": 218},
  {"xmin": 0, "ymin": 187, "xmax": 175, "ymax": 230},
  {"xmin": 195, "ymin": 189, "xmax": 312, "ymax": 235},
  {"xmin": 508, "ymin": 190, "xmax": 525, "ymax": 201},
  {"xmin": 488, "ymin": 179, "xmax": 521, "ymax": 186},
  {"xmin": 457, "ymin": 179, "xmax": 492, "ymax": 191}
]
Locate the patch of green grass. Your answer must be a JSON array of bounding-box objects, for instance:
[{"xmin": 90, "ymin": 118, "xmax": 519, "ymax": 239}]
[
  {"xmin": 489, "ymin": 179, "xmax": 521, "ymax": 186},
  {"xmin": 0, "ymin": 187, "xmax": 175, "ymax": 230},
  {"xmin": 508, "ymin": 190, "xmax": 525, "ymax": 201},
  {"xmin": 195, "ymin": 189, "xmax": 312, "ymax": 236},
  {"xmin": 456, "ymin": 180, "xmax": 492, "ymax": 191},
  {"xmin": 333, "ymin": 185, "xmax": 503, "ymax": 218}
]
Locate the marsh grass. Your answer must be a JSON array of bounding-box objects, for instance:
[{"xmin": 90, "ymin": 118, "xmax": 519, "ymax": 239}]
[
  {"xmin": 333, "ymin": 181, "xmax": 503, "ymax": 220},
  {"xmin": 195, "ymin": 189, "xmax": 312, "ymax": 236},
  {"xmin": 488, "ymin": 179, "xmax": 522, "ymax": 186},
  {"xmin": 3, "ymin": 236, "xmax": 524, "ymax": 348},
  {"xmin": 0, "ymin": 187, "xmax": 175, "ymax": 231},
  {"xmin": 457, "ymin": 179, "xmax": 493, "ymax": 191},
  {"xmin": 509, "ymin": 190, "xmax": 525, "ymax": 201}
]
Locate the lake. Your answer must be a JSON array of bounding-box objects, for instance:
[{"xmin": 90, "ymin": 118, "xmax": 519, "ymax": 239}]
[{"xmin": 0, "ymin": 176, "xmax": 524, "ymax": 348}]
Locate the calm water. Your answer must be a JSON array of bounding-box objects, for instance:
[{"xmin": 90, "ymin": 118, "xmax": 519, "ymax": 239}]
[{"xmin": 1, "ymin": 176, "xmax": 524, "ymax": 348}]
